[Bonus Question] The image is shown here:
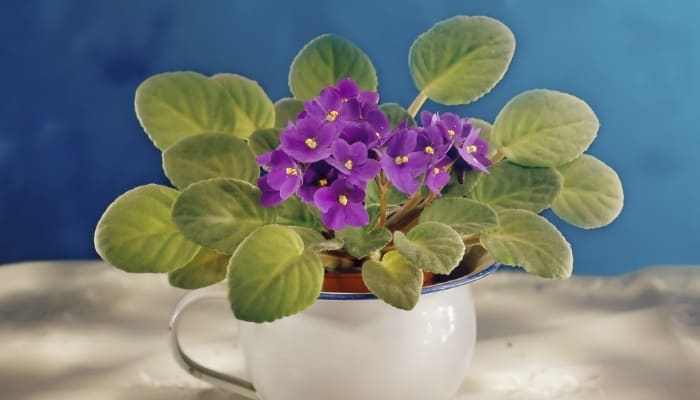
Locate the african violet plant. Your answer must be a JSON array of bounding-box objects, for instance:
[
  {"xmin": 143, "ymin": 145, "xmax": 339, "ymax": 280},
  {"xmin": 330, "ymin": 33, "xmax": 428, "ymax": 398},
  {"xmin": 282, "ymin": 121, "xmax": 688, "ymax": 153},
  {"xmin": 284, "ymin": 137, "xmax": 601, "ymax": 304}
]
[{"xmin": 95, "ymin": 16, "xmax": 623, "ymax": 322}]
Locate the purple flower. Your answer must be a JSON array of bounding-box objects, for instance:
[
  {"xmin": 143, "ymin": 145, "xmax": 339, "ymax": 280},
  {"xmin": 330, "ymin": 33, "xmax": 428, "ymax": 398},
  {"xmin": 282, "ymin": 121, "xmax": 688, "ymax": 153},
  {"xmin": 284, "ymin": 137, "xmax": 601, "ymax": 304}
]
[
  {"xmin": 336, "ymin": 78, "xmax": 360, "ymax": 102},
  {"xmin": 313, "ymin": 178, "xmax": 369, "ymax": 230},
  {"xmin": 255, "ymin": 149, "xmax": 302, "ymax": 205},
  {"xmin": 379, "ymin": 126, "xmax": 430, "ymax": 195},
  {"xmin": 257, "ymin": 176, "xmax": 284, "ymax": 207},
  {"xmin": 424, "ymin": 157, "xmax": 452, "ymax": 195},
  {"xmin": 280, "ymin": 118, "xmax": 338, "ymax": 163},
  {"xmin": 366, "ymin": 109, "xmax": 391, "ymax": 146},
  {"xmin": 326, "ymin": 139, "xmax": 381, "ymax": 185},
  {"xmin": 417, "ymin": 124, "xmax": 451, "ymax": 165},
  {"xmin": 357, "ymin": 90, "xmax": 380, "ymax": 119},
  {"xmin": 298, "ymin": 161, "xmax": 338, "ymax": 203},
  {"xmin": 304, "ymin": 86, "xmax": 359, "ymax": 125},
  {"xmin": 420, "ymin": 111, "xmax": 464, "ymax": 144},
  {"xmin": 456, "ymin": 125, "xmax": 491, "ymax": 173}
]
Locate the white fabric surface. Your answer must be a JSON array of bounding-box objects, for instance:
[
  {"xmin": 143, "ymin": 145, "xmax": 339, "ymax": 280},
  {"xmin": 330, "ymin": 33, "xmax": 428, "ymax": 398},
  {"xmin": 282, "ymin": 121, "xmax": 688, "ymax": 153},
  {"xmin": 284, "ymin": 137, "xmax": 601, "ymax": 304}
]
[{"xmin": 0, "ymin": 261, "xmax": 698, "ymax": 399}]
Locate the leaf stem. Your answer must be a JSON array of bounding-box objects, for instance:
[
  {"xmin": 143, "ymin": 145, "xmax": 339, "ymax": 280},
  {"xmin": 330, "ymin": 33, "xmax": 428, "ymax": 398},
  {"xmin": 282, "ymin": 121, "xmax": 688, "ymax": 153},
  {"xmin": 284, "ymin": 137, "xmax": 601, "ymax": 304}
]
[
  {"xmin": 407, "ymin": 91, "xmax": 428, "ymax": 118},
  {"xmin": 463, "ymin": 234, "xmax": 481, "ymax": 246},
  {"xmin": 492, "ymin": 150, "xmax": 506, "ymax": 164}
]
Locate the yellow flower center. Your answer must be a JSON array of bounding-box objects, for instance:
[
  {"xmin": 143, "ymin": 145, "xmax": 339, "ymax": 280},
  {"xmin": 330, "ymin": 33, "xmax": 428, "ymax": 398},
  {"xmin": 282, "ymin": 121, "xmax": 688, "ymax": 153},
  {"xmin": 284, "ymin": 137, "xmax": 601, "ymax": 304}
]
[
  {"xmin": 447, "ymin": 129, "xmax": 455, "ymax": 137},
  {"xmin": 375, "ymin": 132, "xmax": 381, "ymax": 139},
  {"xmin": 305, "ymin": 138, "xmax": 318, "ymax": 149},
  {"xmin": 424, "ymin": 146, "xmax": 435, "ymax": 155},
  {"xmin": 338, "ymin": 195, "xmax": 348, "ymax": 206},
  {"xmin": 318, "ymin": 178, "xmax": 328, "ymax": 187},
  {"xmin": 466, "ymin": 145, "xmax": 477, "ymax": 153},
  {"xmin": 326, "ymin": 110, "xmax": 339, "ymax": 122},
  {"xmin": 394, "ymin": 155, "xmax": 409, "ymax": 165},
  {"xmin": 432, "ymin": 167, "xmax": 440, "ymax": 175},
  {"xmin": 344, "ymin": 160, "xmax": 353, "ymax": 170},
  {"xmin": 285, "ymin": 167, "xmax": 298, "ymax": 176}
]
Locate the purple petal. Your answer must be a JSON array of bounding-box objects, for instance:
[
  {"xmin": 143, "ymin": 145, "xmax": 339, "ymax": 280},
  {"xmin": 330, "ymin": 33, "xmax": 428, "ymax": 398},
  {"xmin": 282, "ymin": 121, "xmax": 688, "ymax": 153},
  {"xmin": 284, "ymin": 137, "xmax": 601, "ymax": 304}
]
[
  {"xmin": 257, "ymin": 177, "xmax": 284, "ymax": 207},
  {"xmin": 321, "ymin": 206, "xmax": 346, "ymax": 231},
  {"xmin": 313, "ymin": 186, "xmax": 338, "ymax": 212},
  {"xmin": 420, "ymin": 111, "xmax": 435, "ymax": 127},
  {"xmin": 349, "ymin": 141, "xmax": 369, "ymax": 164},
  {"xmin": 344, "ymin": 203, "xmax": 369, "ymax": 227},
  {"xmin": 336, "ymin": 78, "xmax": 359, "ymax": 100}
]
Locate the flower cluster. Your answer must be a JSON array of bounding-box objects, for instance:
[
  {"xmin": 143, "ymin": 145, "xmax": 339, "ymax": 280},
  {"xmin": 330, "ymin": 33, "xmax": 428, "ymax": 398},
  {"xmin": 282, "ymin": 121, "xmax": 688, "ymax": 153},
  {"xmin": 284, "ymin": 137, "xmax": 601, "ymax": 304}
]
[{"xmin": 256, "ymin": 78, "xmax": 492, "ymax": 231}]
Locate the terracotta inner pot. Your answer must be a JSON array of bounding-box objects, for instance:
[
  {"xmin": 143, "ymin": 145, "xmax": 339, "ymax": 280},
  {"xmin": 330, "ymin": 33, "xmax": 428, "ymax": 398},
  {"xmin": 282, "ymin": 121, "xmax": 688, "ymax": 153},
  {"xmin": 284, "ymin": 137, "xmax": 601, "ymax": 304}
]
[{"xmin": 322, "ymin": 270, "xmax": 435, "ymax": 293}]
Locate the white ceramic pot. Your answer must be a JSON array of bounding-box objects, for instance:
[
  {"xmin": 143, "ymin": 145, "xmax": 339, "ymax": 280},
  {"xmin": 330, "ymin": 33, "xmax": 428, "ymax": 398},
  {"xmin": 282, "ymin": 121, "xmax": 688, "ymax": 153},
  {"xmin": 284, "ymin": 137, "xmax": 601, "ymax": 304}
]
[{"xmin": 170, "ymin": 264, "xmax": 498, "ymax": 400}]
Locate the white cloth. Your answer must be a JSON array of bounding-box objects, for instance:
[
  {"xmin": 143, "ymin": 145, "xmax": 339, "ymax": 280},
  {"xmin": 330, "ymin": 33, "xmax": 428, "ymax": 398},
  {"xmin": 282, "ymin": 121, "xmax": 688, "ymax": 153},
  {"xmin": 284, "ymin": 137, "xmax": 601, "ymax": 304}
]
[{"xmin": 0, "ymin": 261, "xmax": 698, "ymax": 399}]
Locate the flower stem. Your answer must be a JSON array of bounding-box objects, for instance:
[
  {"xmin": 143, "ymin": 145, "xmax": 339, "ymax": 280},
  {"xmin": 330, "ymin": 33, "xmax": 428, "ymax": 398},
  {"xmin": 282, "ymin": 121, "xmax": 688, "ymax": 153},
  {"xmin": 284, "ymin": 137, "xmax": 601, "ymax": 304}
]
[
  {"xmin": 407, "ymin": 91, "xmax": 428, "ymax": 118},
  {"xmin": 375, "ymin": 174, "xmax": 389, "ymax": 229},
  {"xmin": 386, "ymin": 191, "xmax": 423, "ymax": 230}
]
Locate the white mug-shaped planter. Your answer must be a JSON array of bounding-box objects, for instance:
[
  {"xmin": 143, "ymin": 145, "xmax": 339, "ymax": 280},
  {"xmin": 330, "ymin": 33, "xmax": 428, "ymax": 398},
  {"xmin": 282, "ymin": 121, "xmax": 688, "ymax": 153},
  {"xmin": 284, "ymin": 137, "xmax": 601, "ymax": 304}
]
[{"xmin": 170, "ymin": 264, "xmax": 498, "ymax": 400}]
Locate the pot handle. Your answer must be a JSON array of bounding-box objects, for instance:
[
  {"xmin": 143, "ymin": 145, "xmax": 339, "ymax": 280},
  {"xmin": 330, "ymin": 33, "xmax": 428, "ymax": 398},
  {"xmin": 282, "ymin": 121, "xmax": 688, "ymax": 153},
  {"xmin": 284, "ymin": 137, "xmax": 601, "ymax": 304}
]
[{"xmin": 169, "ymin": 287, "xmax": 258, "ymax": 399}]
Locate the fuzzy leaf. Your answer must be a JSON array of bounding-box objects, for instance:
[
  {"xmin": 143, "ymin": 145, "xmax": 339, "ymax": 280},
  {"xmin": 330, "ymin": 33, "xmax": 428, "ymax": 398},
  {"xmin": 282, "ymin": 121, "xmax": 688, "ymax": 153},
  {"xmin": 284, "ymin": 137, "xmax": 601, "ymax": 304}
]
[
  {"xmin": 95, "ymin": 184, "xmax": 199, "ymax": 273},
  {"xmin": 163, "ymin": 133, "xmax": 258, "ymax": 189},
  {"xmin": 394, "ymin": 222, "xmax": 465, "ymax": 275},
  {"xmin": 481, "ymin": 209, "xmax": 573, "ymax": 279},
  {"xmin": 362, "ymin": 251, "xmax": 422, "ymax": 310},
  {"xmin": 212, "ymin": 73, "xmax": 275, "ymax": 137},
  {"xmin": 552, "ymin": 155, "xmax": 624, "ymax": 228},
  {"xmin": 336, "ymin": 227, "xmax": 392, "ymax": 259},
  {"xmin": 420, "ymin": 197, "xmax": 498, "ymax": 235},
  {"xmin": 379, "ymin": 103, "xmax": 416, "ymax": 129},
  {"xmin": 228, "ymin": 225, "xmax": 323, "ymax": 322},
  {"xmin": 274, "ymin": 98, "xmax": 305, "ymax": 128},
  {"xmin": 289, "ymin": 34, "xmax": 378, "ymax": 100},
  {"xmin": 172, "ymin": 178, "xmax": 275, "ymax": 254},
  {"xmin": 135, "ymin": 72, "xmax": 240, "ymax": 150},
  {"xmin": 248, "ymin": 128, "xmax": 281, "ymax": 156},
  {"xmin": 470, "ymin": 161, "xmax": 562, "ymax": 213},
  {"xmin": 168, "ymin": 247, "xmax": 229, "ymax": 289},
  {"xmin": 409, "ymin": 16, "xmax": 515, "ymax": 105},
  {"xmin": 491, "ymin": 89, "xmax": 599, "ymax": 167}
]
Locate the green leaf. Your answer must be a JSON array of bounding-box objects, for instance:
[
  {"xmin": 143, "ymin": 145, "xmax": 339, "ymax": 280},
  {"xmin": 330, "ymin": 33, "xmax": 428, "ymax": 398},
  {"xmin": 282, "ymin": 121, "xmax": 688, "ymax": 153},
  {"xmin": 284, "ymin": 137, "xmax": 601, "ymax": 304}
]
[
  {"xmin": 273, "ymin": 196, "xmax": 323, "ymax": 230},
  {"xmin": 394, "ymin": 222, "xmax": 465, "ymax": 275},
  {"xmin": 248, "ymin": 128, "xmax": 281, "ymax": 156},
  {"xmin": 172, "ymin": 178, "xmax": 275, "ymax": 254},
  {"xmin": 420, "ymin": 197, "xmax": 498, "ymax": 235},
  {"xmin": 274, "ymin": 98, "xmax": 305, "ymax": 128},
  {"xmin": 491, "ymin": 89, "xmax": 599, "ymax": 167},
  {"xmin": 481, "ymin": 209, "xmax": 573, "ymax": 279},
  {"xmin": 409, "ymin": 16, "xmax": 515, "ymax": 105},
  {"xmin": 212, "ymin": 73, "xmax": 275, "ymax": 137},
  {"xmin": 228, "ymin": 225, "xmax": 323, "ymax": 322},
  {"xmin": 135, "ymin": 72, "xmax": 239, "ymax": 150},
  {"xmin": 362, "ymin": 251, "xmax": 423, "ymax": 310},
  {"xmin": 289, "ymin": 34, "xmax": 378, "ymax": 100},
  {"xmin": 552, "ymin": 155, "xmax": 624, "ymax": 229},
  {"xmin": 95, "ymin": 184, "xmax": 199, "ymax": 273},
  {"xmin": 379, "ymin": 103, "xmax": 416, "ymax": 129},
  {"xmin": 470, "ymin": 161, "xmax": 562, "ymax": 213},
  {"xmin": 336, "ymin": 226, "xmax": 392, "ymax": 259},
  {"xmin": 441, "ymin": 171, "xmax": 483, "ymax": 198},
  {"xmin": 289, "ymin": 226, "xmax": 343, "ymax": 252},
  {"xmin": 168, "ymin": 247, "xmax": 229, "ymax": 289},
  {"xmin": 162, "ymin": 133, "xmax": 258, "ymax": 189}
]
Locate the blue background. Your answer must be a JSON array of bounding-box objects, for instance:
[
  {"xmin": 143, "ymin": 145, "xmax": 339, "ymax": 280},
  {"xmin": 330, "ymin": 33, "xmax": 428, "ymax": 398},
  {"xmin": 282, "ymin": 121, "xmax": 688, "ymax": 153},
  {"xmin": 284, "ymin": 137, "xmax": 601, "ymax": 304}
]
[{"xmin": 1, "ymin": 0, "xmax": 698, "ymax": 274}]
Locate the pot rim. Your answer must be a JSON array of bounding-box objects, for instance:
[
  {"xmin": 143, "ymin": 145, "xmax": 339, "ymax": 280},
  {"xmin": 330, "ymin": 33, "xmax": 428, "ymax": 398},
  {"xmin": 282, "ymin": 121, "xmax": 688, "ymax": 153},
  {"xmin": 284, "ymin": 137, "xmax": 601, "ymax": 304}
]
[{"xmin": 318, "ymin": 263, "xmax": 500, "ymax": 301}]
